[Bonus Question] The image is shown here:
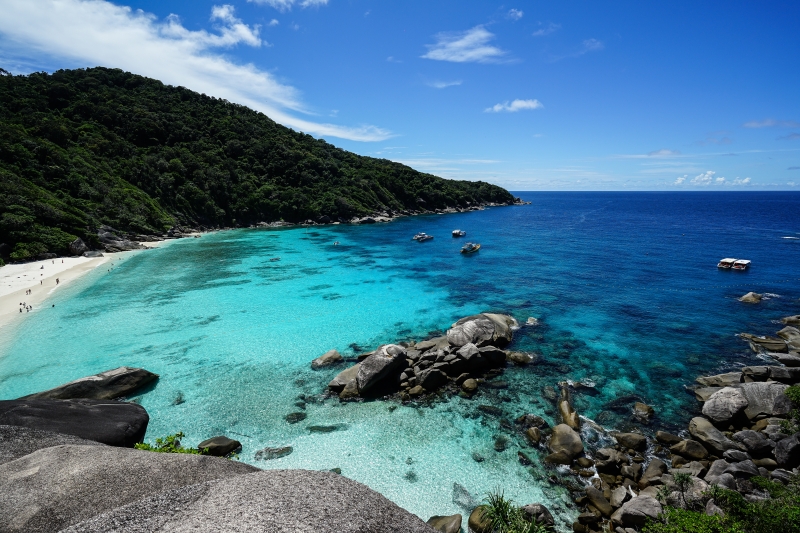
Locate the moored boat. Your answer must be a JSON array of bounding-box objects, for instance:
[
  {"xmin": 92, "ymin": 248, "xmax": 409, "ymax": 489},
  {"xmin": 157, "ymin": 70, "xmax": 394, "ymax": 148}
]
[
  {"xmin": 452, "ymin": 229, "xmax": 466, "ymax": 237},
  {"xmin": 460, "ymin": 242, "xmax": 481, "ymax": 254},
  {"xmin": 412, "ymin": 232, "xmax": 433, "ymax": 242},
  {"xmin": 732, "ymin": 259, "xmax": 751, "ymax": 270},
  {"xmin": 717, "ymin": 258, "xmax": 736, "ymax": 269}
]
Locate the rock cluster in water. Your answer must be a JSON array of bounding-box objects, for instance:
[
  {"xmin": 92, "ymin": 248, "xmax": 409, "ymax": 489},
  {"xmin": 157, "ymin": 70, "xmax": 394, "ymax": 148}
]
[{"xmin": 324, "ymin": 313, "xmax": 532, "ymax": 401}]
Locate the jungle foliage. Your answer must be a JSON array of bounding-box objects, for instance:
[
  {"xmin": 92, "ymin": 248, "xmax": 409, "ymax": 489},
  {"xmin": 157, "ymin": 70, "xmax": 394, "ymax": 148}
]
[{"xmin": 0, "ymin": 67, "xmax": 514, "ymax": 260}]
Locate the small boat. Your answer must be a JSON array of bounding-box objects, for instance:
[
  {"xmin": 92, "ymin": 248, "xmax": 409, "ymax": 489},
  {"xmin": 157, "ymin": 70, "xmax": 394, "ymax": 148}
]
[
  {"xmin": 452, "ymin": 229, "xmax": 466, "ymax": 237},
  {"xmin": 717, "ymin": 258, "xmax": 737, "ymax": 269},
  {"xmin": 269, "ymin": 257, "xmax": 281, "ymax": 262},
  {"xmin": 732, "ymin": 259, "xmax": 751, "ymax": 271},
  {"xmin": 460, "ymin": 242, "xmax": 481, "ymax": 254},
  {"xmin": 412, "ymin": 232, "xmax": 433, "ymax": 242}
]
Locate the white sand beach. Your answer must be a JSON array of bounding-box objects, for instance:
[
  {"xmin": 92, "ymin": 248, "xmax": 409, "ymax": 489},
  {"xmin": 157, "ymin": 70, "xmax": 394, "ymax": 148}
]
[{"xmin": 0, "ymin": 238, "xmax": 184, "ymax": 331}]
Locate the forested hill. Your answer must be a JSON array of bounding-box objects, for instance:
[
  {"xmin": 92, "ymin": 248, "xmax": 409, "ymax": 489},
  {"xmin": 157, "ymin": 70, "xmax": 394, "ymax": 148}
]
[{"xmin": 0, "ymin": 67, "xmax": 515, "ymax": 261}]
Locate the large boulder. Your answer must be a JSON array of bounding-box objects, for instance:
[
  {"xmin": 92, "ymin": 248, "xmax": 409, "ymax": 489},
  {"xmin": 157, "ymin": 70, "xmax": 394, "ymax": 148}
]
[
  {"xmin": 521, "ymin": 503, "xmax": 555, "ymax": 527},
  {"xmin": 356, "ymin": 344, "xmax": 406, "ymax": 393},
  {"xmin": 311, "ymin": 349, "xmax": 343, "ymax": 369},
  {"xmin": 586, "ymin": 486, "xmax": 613, "ymax": 517},
  {"xmin": 774, "ymin": 434, "xmax": 800, "ymax": 469},
  {"xmin": 639, "ymin": 458, "xmax": 667, "ymax": 487},
  {"xmin": 614, "ymin": 432, "xmax": 647, "ymax": 451},
  {"xmin": 732, "ymin": 430, "xmax": 774, "ymax": 456},
  {"xmin": 446, "ymin": 313, "xmax": 517, "ymax": 348},
  {"xmin": 328, "ymin": 364, "xmax": 360, "ymax": 392},
  {"xmin": 0, "ymin": 444, "xmax": 258, "ymax": 533},
  {"xmin": 768, "ymin": 352, "xmax": 800, "ymax": 367},
  {"xmin": 738, "ymin": 382, "xmax": 790, "ymax": 421},
  {"xmin": 418, "ymin": 368, "xmax": 448, "ymax": 391},
  {"xmin": 59, "ymin": 469, "xmax": 438, "ymax": 533},
  {"xmin": 19, "ymin": 367, "xmax": 158, "ymax": 400},
  {"xmin": 741, "ymin": 333, "xmax": 788, "ymax": 353},
  {"xmin": 548, "ymin": 423, "xmax": 584, "ymax": 459},
  {"xmin": 702, "ymin": 387, "xmax": 748, "ymax": 424},
  {"xmin": 426, "ymin": 514, "xmax": 462, "ymax": 533},
  {"xmin": 670, "ymin": 440, "xmax": 709, "ymax": 460},
  {"xmin": 0, "ymin": 399, "xmax": 149, "ymax": 447},
  {"xmin": 68, "ymin": 238, "xmax": 89, "ymax": 256},
  {"xmin": 703, "ymin": 459, "xmax": 731, "ymax": 485},
  {"xmin": 558, "ymin": 388, "xmax": 581, "ymax": 430},
  {"xmin": 610, "ymin": 496, "xmax": 662, "ymax": 528},
  {"xmin": 781, "ymin": 315, "xmax": 800, "ymax": 326},
  {"xmin": 777, "ymin": 326, "xmax": 800, "ymax": 351},
  {"xmin": 0, "ymin": 425, "xmax": 103, "ymax": 465},
  {"xmin": 696, "ymin": 372, "xmax": 742, "ymax": 387},
  {"xmin": 468, "ymin": 506, "xmax": 492, "ymax": 533},
  {"xmin": 688, "ymin": 417, "xmax": 740, "ymax": 456}
]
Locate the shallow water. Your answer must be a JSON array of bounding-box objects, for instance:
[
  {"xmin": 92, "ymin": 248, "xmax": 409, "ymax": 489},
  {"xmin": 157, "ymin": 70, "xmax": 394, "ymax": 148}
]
[{"xmin": 1, "ymin": 192, "xmax": 799, "ymax": 526}]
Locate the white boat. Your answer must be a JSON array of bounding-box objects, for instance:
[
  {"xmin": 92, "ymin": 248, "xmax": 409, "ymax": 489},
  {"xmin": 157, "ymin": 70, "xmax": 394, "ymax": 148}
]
[
  {"xmin": 732, "ymin": 259, "xmax": 751, "ymax": 271},
  {"xmin": 452, "ymin": 229, "xmax": 466, "ymax": 237},
  {"xmin": 717, "ymin": 258, "xmax": 737, "ymax": 269},
  {"xmin": 412, "ymin": 232, "xmax": 433, "ymax": 242}
]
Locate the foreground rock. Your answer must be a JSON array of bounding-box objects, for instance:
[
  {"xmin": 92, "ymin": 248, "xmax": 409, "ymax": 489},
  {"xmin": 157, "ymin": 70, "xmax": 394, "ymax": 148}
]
[
  {"xmin": 0, "ymin": 444, "xmax": 257, "ymax": 533},
  {"xmin": 19, "ymin": 367, "xmax": 158, "ymax": 400},
  {"xmin": 611, "ymin": 496, "xmax": 662, "ymax": 528},
  {"xmin": 0, "ymin": 399, "xmax": 149, "ymax": 447},
  {"xmin": 61, "ymin": 470, "xmax": 437, "ymax": 533},
  {"xmin": 0, "ymin": 425, "xmax": 103, "ymax": 465},
  {"xmin": 426, "ymin": 514, "xmax": 462, "ymax": 533},
  {"xmin": 197, "ymin": 436, "xmax": 242, "ymax": 457}
]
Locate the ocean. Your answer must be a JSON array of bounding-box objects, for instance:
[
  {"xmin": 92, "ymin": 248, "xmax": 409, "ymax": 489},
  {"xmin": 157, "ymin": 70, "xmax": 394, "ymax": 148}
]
[{"xmin": 1, "ymin": 191, "xmax": 799, "ymax": 526}]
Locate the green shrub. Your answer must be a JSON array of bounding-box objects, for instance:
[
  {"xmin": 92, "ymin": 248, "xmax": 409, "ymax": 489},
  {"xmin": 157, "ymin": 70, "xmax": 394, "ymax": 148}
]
[
  {"xmin": 780, "ymin": 385, "xmax": 800, "ymax": 434},
  {"xmin": 481, "ymin": 490, "xmax": 548, "ymax": 533},
  {"xmin": 134, "ymin": 432, "xmax": 207, "ymax": 455}
]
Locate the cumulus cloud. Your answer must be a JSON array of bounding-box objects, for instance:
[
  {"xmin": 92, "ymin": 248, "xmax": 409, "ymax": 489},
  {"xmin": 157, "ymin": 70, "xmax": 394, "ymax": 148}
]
[
  {"xmin": 733, "ymin": 177, "xmax": 751, "ymax": 185},
  {"xmin": 692, "ymin": 171, "xmax": 716, "ymax": 185},
  {"xmin": 427, "ymin": 80, "xmax": 462, "ymax": 89},
  {"xmin": 532, "ymin": 22, "xmax": 560, "ymax": 37},
  {"xmin": 268, "ymin": 18, "xmax": 279, "ymax": 26},
  {"xmin": 507, "ymin": 9, "xmax": 523, "ymax": 21},
  {"xmin": 485, "ymin": 99, "xmax": 543, "ymax": 113},
  {"xmin": 674, "ymin": 176, "xmax": 686, "ymax": 185},
  {"xmin": 0, "ymin": 0, "xmax": 390, "ymax": 141},
  {"xmin": 743, "ymin": 118, "xmax": 800, "ymax": 128},
  {"xmin": 247, "ymin": 0, "xmax": 328, "ymax": 12},
  {"xmin": 422, "ymin": 26, "xmax": 507, "ymax": 63},
  {"xmin": 715, "ymin": 177, "xmax": 725, "ymax": 184}
]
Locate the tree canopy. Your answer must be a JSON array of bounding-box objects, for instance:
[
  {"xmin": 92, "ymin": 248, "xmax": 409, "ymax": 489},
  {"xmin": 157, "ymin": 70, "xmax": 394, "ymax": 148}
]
[{"xmin": 0, "ymin": 67, "xmax": 514, "ymax": 261}]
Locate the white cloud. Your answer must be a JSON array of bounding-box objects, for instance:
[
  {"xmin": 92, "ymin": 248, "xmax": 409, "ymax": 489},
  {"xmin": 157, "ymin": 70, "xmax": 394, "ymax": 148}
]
[
  {"xmin": 268, "ymin": 18, "xmax": 279, "ymax": 26},
  {"xmin": 692, "ymin": 171, "xmax": 716, "ymax": 185},
  {"xmin": 532, "ymin": 22, "xmax": 560, "ymax": 37},
  {"xmin": 247, "ymin": 0, "xmax": 328, "ymax": 13},
  {"xmin": 507, "ymin": 9, "xmax": 523, "ymax": 21},
  {"xmin": 743, "ymin": 118, "xmax": 800, "ymax": 128},
  {"xmin": 427, "ymin": 80, "xmax": 462, "ymax": 89},
  {"xmin": 485, "ymin": 99, "xmax": 543, "ymax": 113},
  {"xmin": 581, "ymin": 38, "xmax": 604, "ymax": 53},
  {"xmin": 674, "ymin": 176, "xmax": 686, "ymax": 185},
  {"xmin": 0, "ymin": 0, "xmax": 390, "ymax": 141},
  {"xmin": 648, "ymin": 149, "xmax": 681, "ymax": 157},
  {"xmin": 715, "ymin": 177, "xmax": 725, "ymax": 184},
  {"xmin": 733, "ymin": 177, "xmax": 751, "ymax": 185},
  {"xmin": 422, "ymin": 26, "xmax": 507, "ymax": 63},
  {"xmin": 788, "ymin": 181, "xmax": 796, "ymax": 187}
]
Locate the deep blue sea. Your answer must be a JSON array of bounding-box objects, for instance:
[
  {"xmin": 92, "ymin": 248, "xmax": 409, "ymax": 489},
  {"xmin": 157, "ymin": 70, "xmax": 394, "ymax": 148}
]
[{"xmin": 1, "ymin": 192, "xmax": 799, "ymax": 526}]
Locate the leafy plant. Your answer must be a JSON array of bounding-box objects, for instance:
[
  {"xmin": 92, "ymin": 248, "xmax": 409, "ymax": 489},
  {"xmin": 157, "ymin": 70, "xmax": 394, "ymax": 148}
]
[
  {"xmin": 673, "ymin": 471, "xmax": 695, "ymax": 509},
  {"xmin": 779, "ymin": 385, "xmax": 800, "ymax": 434},
  {"xmin": 134, "ymin": 432, "xmax": 208, "ymax": 455},
  {"xmin": 480, "ymin": 490, "xmax": 548, "ymax": 533}
]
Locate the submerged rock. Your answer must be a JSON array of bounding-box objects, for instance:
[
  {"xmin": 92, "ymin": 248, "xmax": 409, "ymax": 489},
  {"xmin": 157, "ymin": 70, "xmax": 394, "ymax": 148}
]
[
  {"xmin": 254, "ymin": 446, "xmax": 293, "ymax": 460},
  {"xmin": 633, "ymin": 402, "xmax": 655, "ymax": 424},
  {"xmin": 20, "ymin": 366, "xmax": 159, "ymax": 401}
]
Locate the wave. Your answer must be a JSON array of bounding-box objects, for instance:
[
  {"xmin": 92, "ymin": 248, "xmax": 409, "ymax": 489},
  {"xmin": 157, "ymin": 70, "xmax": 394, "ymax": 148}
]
[{"xmin": 782, "ymin": 236, "xmax": 800, "ymax": 240}]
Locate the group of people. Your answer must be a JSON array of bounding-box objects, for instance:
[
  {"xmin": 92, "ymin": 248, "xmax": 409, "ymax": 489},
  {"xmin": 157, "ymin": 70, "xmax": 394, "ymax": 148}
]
[{"xmin": 19, "ymin": 302, "xmax": 32, "ymax": 313}]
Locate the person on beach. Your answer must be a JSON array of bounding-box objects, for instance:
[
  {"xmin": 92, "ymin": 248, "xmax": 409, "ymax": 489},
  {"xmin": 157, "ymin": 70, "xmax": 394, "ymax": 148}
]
[{"xmin": 56, "ymin": 278, "xmax": 59, "ymax": 285}]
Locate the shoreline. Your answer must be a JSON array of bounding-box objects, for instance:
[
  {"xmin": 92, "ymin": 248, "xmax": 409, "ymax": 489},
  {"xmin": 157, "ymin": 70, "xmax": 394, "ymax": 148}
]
[{"xmin": 0, "ymin": 237, "xmax": 182, "ymax": 332}]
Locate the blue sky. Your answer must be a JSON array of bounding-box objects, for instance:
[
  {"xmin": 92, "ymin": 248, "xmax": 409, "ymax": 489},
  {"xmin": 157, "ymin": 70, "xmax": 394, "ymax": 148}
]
[{"xmin": 2, "ymin": 1, "xmax": 799, "ymax": 190}]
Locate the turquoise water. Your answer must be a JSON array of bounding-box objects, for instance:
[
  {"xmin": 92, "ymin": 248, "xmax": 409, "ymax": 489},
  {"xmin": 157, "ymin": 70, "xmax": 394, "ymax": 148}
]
[{"xmin": 1, "ymin": 192, "xmax": 799, "ymax": 527}]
